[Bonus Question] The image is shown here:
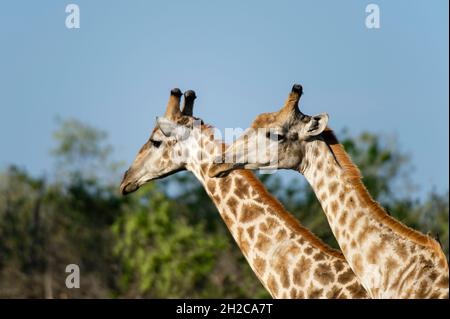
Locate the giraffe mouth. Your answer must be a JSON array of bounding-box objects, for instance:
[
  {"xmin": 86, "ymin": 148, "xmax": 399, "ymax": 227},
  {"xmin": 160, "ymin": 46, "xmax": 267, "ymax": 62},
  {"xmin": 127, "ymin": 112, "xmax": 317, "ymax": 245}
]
[
  {"xmin": 120, "ymin": 168, "xmax": 186, "ymax": 195},
  {"xmin": 120, "ymin": 182, "xmax": 140, "ymax": 195},
  {"xmin": 120, "ymin": 176, "xmax": 157, "ymax": 195}
]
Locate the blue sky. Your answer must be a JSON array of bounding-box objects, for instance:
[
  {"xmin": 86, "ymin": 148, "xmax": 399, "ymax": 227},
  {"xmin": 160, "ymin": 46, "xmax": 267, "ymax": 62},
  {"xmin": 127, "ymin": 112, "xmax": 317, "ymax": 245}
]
[{"xmin": 0, "ymin": 0, "xmax": 448, "ymax": 198}]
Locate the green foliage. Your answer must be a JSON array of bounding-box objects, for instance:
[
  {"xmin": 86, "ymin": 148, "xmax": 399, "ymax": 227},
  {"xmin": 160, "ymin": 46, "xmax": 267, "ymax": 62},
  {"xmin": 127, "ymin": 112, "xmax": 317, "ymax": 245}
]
[
  {"xmin": 52, "ymin": 118, "xmax": 112, "ymax": 165},
  {"xmin": 0, "ymin": 119, "xmax": 447, "ymax": 298},
  {"xmin": 112, "ymin": 183, "xmax": 226, "ymax": 298},
  {"xmin": 51, "ymin": 118, "xmax": 122, "ymax": 183}
]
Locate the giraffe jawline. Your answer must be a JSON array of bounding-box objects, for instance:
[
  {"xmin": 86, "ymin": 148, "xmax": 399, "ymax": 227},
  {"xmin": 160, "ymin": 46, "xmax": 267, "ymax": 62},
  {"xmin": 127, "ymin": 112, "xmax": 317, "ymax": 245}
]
[{"xmin": 139, "ymin": 167, "xmax": 187, "ymax": 185}]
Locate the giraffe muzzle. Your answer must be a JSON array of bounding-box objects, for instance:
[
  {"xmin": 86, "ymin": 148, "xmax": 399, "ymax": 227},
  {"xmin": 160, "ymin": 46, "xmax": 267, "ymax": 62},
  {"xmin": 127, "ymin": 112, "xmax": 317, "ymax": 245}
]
[
  {"xmin": 120, "ymin": 181, "xmax": 139, "ymax": 195},
  {"xmin": 120, "ymin": 168, "xmax": 141, "ymax": 195}
]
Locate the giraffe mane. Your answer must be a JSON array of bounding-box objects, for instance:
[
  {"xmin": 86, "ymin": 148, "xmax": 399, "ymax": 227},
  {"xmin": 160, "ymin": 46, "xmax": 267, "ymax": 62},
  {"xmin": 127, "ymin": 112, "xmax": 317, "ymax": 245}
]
[{"xmin": 321, "ymin": 128, "xmax": 447, "ymax": 264}]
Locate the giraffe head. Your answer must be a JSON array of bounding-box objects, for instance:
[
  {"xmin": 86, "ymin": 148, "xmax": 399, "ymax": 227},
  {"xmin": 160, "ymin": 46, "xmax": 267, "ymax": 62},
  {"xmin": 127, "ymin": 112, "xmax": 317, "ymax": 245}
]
[
  {"xmin": 209, "ymin": 84, "xmax": 329, "ymax": 177},
  {"xmin": 120, "ymin": 88, "xmax": 213, "ymax": 195}
]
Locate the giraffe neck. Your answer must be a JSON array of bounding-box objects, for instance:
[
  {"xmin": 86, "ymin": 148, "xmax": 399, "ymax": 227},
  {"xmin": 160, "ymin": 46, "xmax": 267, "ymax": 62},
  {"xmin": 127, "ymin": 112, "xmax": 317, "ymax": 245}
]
[
  {"xmin": 301, "ymin": 134, "xmax": 449, "ymax": 298},
  {"xmin": 183, "ymin": 128, "xmax": 368, "ymax": 299}
]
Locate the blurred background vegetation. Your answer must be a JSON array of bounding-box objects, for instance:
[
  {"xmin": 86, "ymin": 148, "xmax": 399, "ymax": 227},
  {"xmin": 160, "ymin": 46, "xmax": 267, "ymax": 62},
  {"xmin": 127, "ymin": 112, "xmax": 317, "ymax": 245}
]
[{"xmin": 0, "ymin": 118, "xmax": 448, "ymax": 298}]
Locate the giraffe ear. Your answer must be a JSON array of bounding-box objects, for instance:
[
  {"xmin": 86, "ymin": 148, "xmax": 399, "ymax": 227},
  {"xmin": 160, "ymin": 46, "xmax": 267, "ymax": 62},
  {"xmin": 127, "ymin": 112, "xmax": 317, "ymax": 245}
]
[
  {"xmin": 304, "ymin": 113, "xmax": 328, "ymax": 137},
  {"xmin": 156, "ymin": 117, "xmax": 190, "ymax": 140}
]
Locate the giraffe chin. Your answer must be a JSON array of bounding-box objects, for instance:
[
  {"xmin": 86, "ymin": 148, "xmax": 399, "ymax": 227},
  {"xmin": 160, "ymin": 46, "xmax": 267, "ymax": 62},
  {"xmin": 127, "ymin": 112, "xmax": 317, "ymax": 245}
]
[
  {"xmin": 121, "ymin": 176, "xmax": 159, "ymax": 195},
  {"xmin": 120, "ymin": 182, "xmax": 140, "ymax": 195}
]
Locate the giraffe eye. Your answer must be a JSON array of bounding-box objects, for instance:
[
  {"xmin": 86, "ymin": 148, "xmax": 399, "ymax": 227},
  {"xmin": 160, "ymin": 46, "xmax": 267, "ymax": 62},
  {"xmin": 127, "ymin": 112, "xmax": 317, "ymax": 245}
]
[
  {"xmin": 150, "ymin": 139, "xmax": 162, "ymax": 148},
  {"xmin": 266, "ymin": 131, "xmax": 285, "ymax": 141}
]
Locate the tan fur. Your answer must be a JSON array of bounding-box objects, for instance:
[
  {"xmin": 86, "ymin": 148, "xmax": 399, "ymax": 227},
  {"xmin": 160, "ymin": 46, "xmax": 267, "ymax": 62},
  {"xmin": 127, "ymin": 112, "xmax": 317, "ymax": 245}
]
[
  {"xmin": 239, "ymin": 170, "xmax": 345, "ymax": 260},
  {"xmin": 321, "ymin": 128, "xmax": 448, "ymax": 269}
]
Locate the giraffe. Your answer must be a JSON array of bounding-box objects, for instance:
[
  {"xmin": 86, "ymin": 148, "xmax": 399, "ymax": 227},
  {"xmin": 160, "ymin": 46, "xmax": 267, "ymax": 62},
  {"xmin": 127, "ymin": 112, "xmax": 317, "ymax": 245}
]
[
  {"xmin": 209, "ymin": 84, "xmax": 449, "ymax": 299},
  {"xmin": 120, "ymin": 88, "xmax": 368, "ymax": 299}
]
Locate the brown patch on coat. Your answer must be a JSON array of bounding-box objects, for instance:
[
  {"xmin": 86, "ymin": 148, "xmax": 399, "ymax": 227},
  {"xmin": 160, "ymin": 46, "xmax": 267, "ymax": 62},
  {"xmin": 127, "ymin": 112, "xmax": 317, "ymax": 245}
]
[
  {"xmin": 334, "ymin": 260, "xmax": 345, "ymax": 273},
  {"xmin": 237, "ymin": 226, "xmax": 244, "ymax": 242},
  {"xmin": 234, "ymin": 177, "xmax": 250, "ymax": 198},
  {"xmin": 385, "ymin": 257, "xmax": 399, "ymax": 274},
  {"xmin": 338, "ymin": 267, "xmax": 355, "ymax": 284},
  {"xmin": 162, "ymin": 148, "xmax": 170, "ymax": 160},
  {"xmin": 276, "ymin": 229, "xmax": 288, "ymax": 242},
  {"xmin": 326, "ymin": 165, "xmax": 336, "ymax": 178},
  {"xmin": 348, "ymin": 212, "xmax": 363, "ymax": 232},
  {"xmin": 316, "ymin": 160, "xmax": 324, "ymax": 171},
  {"xmin": 246, "ymin": 225, "xmax": 255, "ymax": 240},
  {"xmin": 218, "ymin": 176, "xmax": 231, "ymax": 197},
  {"xmin": 226, "ymin": 196, "xmax": 239, "ymax": 217},
  {"xmin": 240, "ymin": 239, "xmax": 250, "ymax": 255},
  {"xmin": 338, "ymin": 210, "xmax": 348, "ymax": 225},
  {"xmin": 308, "ymin": 286, "xmax": 324, "ymax": 299},
  {"xmin": 327, "ymin": 287, "xmax": 345, "ymax": 299},
  {"xmin": 338, "ymin": 190, "xmax": 347, "ymax": 203},
  {"xmin": 212, "ymin": 194, "xmax": 221, "ymax": 205},
  {"xmin": 346, "ymin": 282, "xmax": 368, "ymax": 298},
  {"xmin": 287, "ymin": 244, "xmax": 301, "ymax": 256},
  {"xmin": 437, "ymin": 275, "xmax": 449, "ymax": 288},
  {"xmin": 255, "ymin": 233, "xmax": 272, "ymax": 253},
  {"xmin": 428, "ymin": 270, "xmax": 438, "ymax": 282},
  {"xmin": 259, "ymin": 217, "xmax": 279, "ymax": 236},
  {"xmin": 330, "ymin": 200, "xmax": 339, "ymax": 216},
  {"xmin": 395, "ymin": 242, "xmax": 408, "ymax": 260},
  {"xmin": 328, "ymin": 181, "xmax": 339, "ymax": 195},
  {"xmin": 316, "ymin": 178, "xmax": 324, "ymax": 190},
  {"xmin": 367, "ymin": 243, "xmax": 380, "ymax": 264},
  {"xmin": 267, "ymin": 275, "xmax": 279, "ymax": 297},
  {"xmin": 207, "ymin": 180, "xmax": 216, "ymax": 195},
  {"xmin": 253, "ymin": 255, "xmax": 266, "ymax": 276},
  {"xmin": 222, "ymin": 213, "xmax": 234, "ymax": 228},
  {"xmin": 200, "ymin": 163, "xmax": 209, "ymax": 174},
  {"xmin": 271, "ymin": 243, "xmax": 295, "ymax": 289},
  {"xmin": 356, "ymin": 225, "xmax": 370, "ymax": 244},
  {"xmin": 313, "ymin": 146, "xmax": 320, "ymax": 158},
  {"xmin": 314, "ymin": 263, "xmax": 335, "ymax": 285},
  {"xmin": 314, "ymin": 253, "xmax": 325, "ymax": 261},
  {"xmin": 240, "ymin": 203, "xmax": 263, "ymax": 223},
  {"xmin": 414, "ymin": 281, "xmax": 431, "ymax": 299},
  {"xmin": 292, "ymin": 256, "xmax": 312, "ymax": 287}
]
